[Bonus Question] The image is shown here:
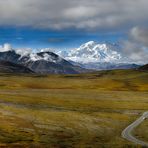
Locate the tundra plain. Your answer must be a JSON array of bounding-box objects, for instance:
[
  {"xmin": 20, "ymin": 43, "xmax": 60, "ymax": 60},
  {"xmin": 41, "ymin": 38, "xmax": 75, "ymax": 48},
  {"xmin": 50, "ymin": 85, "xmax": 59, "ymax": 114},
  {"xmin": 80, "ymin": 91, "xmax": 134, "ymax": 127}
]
[{"xmin": 0, "ymin": 69, "xmax": 147, "ymax": 147}]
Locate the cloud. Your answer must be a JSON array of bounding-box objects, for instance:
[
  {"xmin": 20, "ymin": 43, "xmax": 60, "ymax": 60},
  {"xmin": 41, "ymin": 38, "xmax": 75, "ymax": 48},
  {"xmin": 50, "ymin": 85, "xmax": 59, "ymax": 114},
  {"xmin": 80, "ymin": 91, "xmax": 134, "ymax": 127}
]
[
  {"xmin": 0, "ymin": 43, "xmax": 33, "ymax": 57},
  {"xmin": 121, "ymin": 27, "xmax": 148, "ymax": 63},
  {"xmin": 0, "ymin": 43, "xmax": 12, "ymax": 52},
  {"xmin": 47, "ymin": 38, "xmax": 66, "ymax": 43},
  {"xmin": 130, "ymin": 27, "xmax": 148, "ymax": 46},
  {"xmin": 15, "ymin": 48, "xmax": 32, "ymax": 57},
  {"xmin": 0, "ymin": 43, "xmax": 55, "ymax": 56},
  {"xmin": 0, "ymin": 0, "xmax": 147, "ymax": 31}
]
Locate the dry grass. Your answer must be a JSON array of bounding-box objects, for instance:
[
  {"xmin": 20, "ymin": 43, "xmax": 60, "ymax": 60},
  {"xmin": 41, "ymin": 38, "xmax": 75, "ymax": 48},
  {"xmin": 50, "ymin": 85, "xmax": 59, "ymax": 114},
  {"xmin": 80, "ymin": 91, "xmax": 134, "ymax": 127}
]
[
  {"xmin": 0, "ymin": 69, "xmax": 147, "ymax": 147},
  {"xmin": 133, "ymin": 119, "xmax": 148, "ymax": 143}
]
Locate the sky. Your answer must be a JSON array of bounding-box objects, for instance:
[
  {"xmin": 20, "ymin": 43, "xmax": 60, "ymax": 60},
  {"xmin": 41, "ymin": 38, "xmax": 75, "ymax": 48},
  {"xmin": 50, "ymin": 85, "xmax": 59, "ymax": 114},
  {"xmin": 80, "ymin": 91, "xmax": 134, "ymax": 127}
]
[
  {"xmin": 0, "ymin": 0, "xmax": 147, "ymax": 62},
  {"xmin": 0, "ymin": 27, "xmax": 124, "ymax": 50}
]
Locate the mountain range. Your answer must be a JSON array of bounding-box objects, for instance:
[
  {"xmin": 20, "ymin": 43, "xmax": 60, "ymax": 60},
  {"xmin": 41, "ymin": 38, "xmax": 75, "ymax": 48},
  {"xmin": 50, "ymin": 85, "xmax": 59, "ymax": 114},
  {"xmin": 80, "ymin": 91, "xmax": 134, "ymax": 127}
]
[{"xmin": 0, "ymin": 42, "xmax": 143, "ymax": 74}]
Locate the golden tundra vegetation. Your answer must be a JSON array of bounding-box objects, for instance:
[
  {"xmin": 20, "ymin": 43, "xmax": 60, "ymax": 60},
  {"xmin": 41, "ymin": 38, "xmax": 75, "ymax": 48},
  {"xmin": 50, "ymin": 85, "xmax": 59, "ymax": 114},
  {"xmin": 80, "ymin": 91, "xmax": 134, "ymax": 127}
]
[{"xmin": 0, "ymin": 69, "xmax": 147, "ymax": 148}]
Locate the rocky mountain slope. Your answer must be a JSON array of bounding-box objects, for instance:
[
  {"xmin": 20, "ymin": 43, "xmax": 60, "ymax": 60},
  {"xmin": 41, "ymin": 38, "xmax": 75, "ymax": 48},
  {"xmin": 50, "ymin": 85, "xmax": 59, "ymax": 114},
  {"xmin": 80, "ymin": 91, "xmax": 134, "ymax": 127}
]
[
  {"xmin": 0, "ymin": 49, "xmax": 86, "ymax": 74},
  {"xmin": 0, "ymin": 61, "xmax": 33, "ymax": 73}
]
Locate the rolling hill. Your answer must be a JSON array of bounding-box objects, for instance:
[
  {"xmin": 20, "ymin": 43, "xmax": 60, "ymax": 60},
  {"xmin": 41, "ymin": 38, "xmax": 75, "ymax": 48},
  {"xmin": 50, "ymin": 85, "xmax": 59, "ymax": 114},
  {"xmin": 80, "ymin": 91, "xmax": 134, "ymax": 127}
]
[{"xmin": 138, "ymin": 64, "xmax": 148, "ymax": 71}]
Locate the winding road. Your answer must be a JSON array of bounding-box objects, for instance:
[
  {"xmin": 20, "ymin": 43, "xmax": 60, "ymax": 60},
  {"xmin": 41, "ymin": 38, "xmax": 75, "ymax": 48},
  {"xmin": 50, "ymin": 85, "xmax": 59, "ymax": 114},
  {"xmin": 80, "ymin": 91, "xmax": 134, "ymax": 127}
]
[{"xmin": 122, "ymin": 111, "xmax": 148, "ymax": 147}]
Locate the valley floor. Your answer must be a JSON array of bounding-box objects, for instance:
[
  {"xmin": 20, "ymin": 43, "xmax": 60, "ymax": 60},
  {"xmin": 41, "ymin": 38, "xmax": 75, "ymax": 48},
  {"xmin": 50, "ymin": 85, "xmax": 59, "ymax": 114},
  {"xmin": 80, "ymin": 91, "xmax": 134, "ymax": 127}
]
[{"xmin": 0, "ymin": 69, "xmax": 147, "ymax": 147}]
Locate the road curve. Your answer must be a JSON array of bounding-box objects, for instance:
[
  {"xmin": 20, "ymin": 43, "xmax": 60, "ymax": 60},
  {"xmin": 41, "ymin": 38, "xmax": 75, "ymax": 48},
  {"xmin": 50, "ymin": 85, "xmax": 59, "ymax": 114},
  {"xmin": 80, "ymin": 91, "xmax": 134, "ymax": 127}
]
[{"xmin": 122, "ymin": 111, "xmax": 148, "ymax": 146}]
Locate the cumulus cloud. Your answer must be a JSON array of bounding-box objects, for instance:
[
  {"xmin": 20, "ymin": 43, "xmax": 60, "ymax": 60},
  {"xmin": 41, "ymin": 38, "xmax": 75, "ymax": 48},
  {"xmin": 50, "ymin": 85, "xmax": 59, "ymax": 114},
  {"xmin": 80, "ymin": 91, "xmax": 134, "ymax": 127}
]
[
  {"xmin": 0, "ymin": 43, "xmax": 33, "ymax": 57},
  {"xmin": 0, "ymin": 43, "xmax": 55, "ymax": 56},
  {"xmin": 15, "ymin": 48, "xmax": 32, "ymax": 57},
  {"xmin": 0, "ymin": 43, "xmax": 12, "ymax": 52},
  {"xmin": 121, "ymin": 27, "xmax": 148, "ymax": 63},
  {"xmin": 0, "ymin": 0, "xmax": 147, "ymax": 31}
]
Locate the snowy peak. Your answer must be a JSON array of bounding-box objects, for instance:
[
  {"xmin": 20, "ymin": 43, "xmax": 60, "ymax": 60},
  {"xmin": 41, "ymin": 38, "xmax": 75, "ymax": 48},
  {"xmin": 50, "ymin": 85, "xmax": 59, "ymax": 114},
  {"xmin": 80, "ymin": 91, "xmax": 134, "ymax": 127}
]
[
  {"xmin": 0, "ymin": 44, "xmax": 59, "ymax": 63},
  {"xmin": 59, "ymin": 41, "xmax": 122, "ymax": 63},
  {"xmin": 28, "ymin": 52, "xmax": 60, "ymax": 63},
  {"xmin": 79, "ymin": 41, "xmax": 96, "ymax": 50},
  {"xmin": 0, "ymin": 45, "xmax": 61, "ymax": 64}
]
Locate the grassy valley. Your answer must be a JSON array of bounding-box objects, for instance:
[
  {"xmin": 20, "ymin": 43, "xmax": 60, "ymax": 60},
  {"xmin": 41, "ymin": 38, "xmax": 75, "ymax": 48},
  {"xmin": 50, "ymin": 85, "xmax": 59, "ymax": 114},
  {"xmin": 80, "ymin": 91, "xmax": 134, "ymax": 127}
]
[{"xmin": 0, "ymin": 69, "xmax": 147, "ymax": 147}]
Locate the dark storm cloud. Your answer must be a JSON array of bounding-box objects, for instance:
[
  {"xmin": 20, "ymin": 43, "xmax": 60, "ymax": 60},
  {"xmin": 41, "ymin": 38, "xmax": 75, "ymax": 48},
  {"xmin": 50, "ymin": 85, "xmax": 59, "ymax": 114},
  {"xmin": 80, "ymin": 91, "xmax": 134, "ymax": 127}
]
[
  {"xmin": 130, "ymin": 27, "xmax": 148, "ymax": 47},
  {"xmin": 47, "ymin": 38, "xmax": 66, "ymax": 43},
  {"xmin": 121, "ymin": 27, "xmax": 148, "ymax": 63},
  {"xmin": 0, "ymin": 0, "xmax": 147, "ymax": 31}
]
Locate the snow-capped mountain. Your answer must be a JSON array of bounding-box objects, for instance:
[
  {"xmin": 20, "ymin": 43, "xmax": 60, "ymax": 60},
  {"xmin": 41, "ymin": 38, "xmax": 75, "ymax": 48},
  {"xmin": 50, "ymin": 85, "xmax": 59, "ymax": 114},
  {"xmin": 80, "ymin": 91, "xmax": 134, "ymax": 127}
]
[
  {"xmin": 58, "ymin": 41, "xmax": 122, "ymax": 63},
  {"xmin": 0, "ymin": 43, "xmax": 139, "ymax": 73},
  {"xmin": 0, "ymin": 44, "xmax": 86, "ymax": 74},
  {"xmin": 57, "ymin": 41, "xmax": 140, "ymax": 70}
]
